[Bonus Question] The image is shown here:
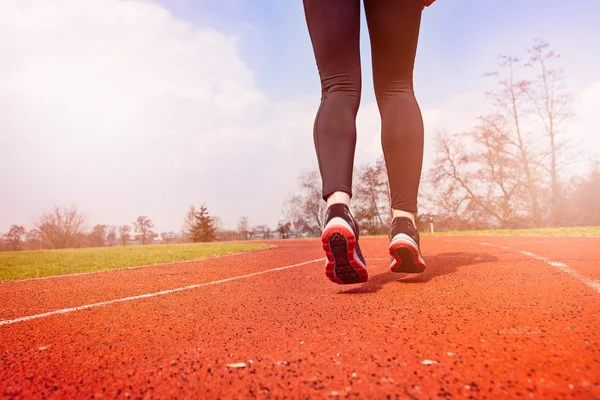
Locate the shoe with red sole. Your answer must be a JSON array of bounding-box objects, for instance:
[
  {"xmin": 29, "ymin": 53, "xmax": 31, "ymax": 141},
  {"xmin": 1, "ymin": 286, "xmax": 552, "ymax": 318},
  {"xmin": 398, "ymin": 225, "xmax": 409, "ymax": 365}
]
[
  {"xmin": 321, "ymin": 203, "xmax": 368, "ymax": 284},
  {"xmin": 388, "ymin": 217, "xmax": 426, "ymax": 273}
]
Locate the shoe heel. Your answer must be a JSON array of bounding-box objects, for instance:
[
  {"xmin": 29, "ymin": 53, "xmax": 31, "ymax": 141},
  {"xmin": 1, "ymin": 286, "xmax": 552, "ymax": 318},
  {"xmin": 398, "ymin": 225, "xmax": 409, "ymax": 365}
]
[
  {"xmin": 322, "ymin": 227, "xmax": 367, "ymax": 284},
  {"xmin": 389, "ymin": 241, "xmax": 426, "ymax": 273}
]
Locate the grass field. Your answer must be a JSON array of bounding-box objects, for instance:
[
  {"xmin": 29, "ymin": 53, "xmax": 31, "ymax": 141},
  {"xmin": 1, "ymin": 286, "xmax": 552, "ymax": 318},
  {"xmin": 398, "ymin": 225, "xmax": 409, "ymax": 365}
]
[
  {"xmin": 424, "ymin": 226, "xmax": 600, "ymax": 237},
  {"xmin": 0, "ymin": 242, "xmax": 270, "ymax": 282}
]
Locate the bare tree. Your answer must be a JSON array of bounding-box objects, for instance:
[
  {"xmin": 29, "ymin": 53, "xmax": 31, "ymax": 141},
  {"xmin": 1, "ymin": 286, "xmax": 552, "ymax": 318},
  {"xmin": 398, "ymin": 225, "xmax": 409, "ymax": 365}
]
[
  {"xmin": 2, "ymin": 225, "xmax": 26, "ymax": 251},
  {"xmin": 182, "ymin": 204, "xmax": 197, "ymax": 241},
  {"xmin": 524, "ymin": 39, "xmax": 573, "ymax": 225},
  {"xmin": 25, "ymin": 229, "xmax": 42, "ymax": 250},
  {"xmin": 34, "ymin": 204, "xmax": 87, "ymax": 249},
  {"xmin": 133, "ymin": 216, "xmax": 154, "ymax": 245},
  {"xmin": 283, "ymin": 170, "xmax": 327, "ymax": 234},
  {"xmin": 106, "ymin": 226, "xmax": 117, "ymax": 246},
  {"xmin": 431, "ymin": 132, "xmax": 492, "ymax": 227},
  {"xmin": 353, "ymin": 157, "xmax": 391, "ymax": 235},
  {"xmin": 277, "ymin": 221, "xmax": 291, "ymax": 239},
  {"xmin": 160, "ymin": 231, "xmax": 176, "ymax": 244},
  {"xmin": 118, "ymin": 225, "xmax": 131, "ymax": 246},
  {"xmin": 253, "ymin": 224, "xmax": 272, "ymax": 240},
  {"xmin": 486, "ymin": 55, "xmax": 544, "ymax": 227},
  {"xmin": 88, "ymin": 224, "xmax": 108, "ymax": 247},
  {"xmin": 430, "ymin": 115, "xmax": 529, "ymax": 229},
  {"xmin": 237, "ymin": 216, "xmax": 250, "ymax": 240}
]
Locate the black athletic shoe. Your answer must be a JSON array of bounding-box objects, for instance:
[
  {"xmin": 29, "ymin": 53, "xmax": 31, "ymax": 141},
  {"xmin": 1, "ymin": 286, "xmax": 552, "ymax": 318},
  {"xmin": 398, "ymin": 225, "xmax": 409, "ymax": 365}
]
[
  {"xmin": 388, "ymin": 217, "xmax": 426, "ymax": 273},
  {"xmin": 321, "ymin": 203, "xmax": 368, "ymax": 284}
]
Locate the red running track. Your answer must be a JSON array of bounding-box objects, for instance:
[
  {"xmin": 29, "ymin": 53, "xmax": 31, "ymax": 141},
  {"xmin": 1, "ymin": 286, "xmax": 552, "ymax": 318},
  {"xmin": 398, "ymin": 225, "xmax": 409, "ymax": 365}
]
[{"xmin": 1, "ymin": 236, "xmax": 600, "ymax": 399}]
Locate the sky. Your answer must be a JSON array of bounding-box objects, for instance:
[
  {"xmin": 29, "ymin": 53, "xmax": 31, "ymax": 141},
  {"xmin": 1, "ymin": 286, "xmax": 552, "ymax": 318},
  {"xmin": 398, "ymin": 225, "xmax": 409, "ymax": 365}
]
[{"xmin": 1, "ymin": 0, "xmax": 600, "ymax": 234}]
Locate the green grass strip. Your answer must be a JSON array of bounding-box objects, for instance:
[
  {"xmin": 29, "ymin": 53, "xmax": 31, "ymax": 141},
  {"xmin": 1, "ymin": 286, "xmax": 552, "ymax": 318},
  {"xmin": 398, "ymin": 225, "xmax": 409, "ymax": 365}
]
[
  {"xmin": 0, "ymin": 242, "xmax": 270, "ymax": 282},
  {"xmin": 423, "ymin": 226, "xmax": 600, "ymax": 237},
  {"xmin": 362, "ymin": 226, "xmax": 600, "ymax": 239}
]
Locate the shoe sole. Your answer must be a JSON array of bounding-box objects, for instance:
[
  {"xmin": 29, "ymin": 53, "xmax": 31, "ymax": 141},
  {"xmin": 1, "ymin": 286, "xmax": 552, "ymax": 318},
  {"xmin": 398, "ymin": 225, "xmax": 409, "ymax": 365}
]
[
  {"xmin": 389, "ymin": 233, "xmax": 426, "ymax": 273},
  {"xmin": 322, "ymin": 218, "xmax": 368, "ymax": 285}
]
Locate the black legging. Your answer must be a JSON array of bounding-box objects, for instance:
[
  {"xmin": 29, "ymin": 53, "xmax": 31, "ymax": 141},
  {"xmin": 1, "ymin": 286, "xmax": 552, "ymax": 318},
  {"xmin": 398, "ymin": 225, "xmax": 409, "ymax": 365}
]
[{"xmin": 303, "ymin": 0, "xmax": 424, "ymax": 213}]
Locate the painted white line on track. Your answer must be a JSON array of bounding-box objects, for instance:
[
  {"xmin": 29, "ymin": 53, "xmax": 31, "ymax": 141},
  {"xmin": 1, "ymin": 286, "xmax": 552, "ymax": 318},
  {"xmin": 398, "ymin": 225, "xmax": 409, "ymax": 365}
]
[
  {"xmin": 519, "ymin": 250, "xmax": 544, "ymax": 260},
  {"xmin": 478, "ymin": 242, "xmax": 600, "ymax": 295},
  {"xmin": 0, "ymin": 257, "xmax": 325, "ymax": 327},
  {"xmin": 1, "ymin": 247, "xmax": 276, "ymax": 285}
]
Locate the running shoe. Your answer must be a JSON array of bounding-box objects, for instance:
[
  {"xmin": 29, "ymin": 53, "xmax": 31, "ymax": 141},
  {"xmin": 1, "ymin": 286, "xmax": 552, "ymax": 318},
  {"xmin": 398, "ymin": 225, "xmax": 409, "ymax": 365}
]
[
  {"xmin": 321, "ymin": 203, "xmax": 368, "ymax": 284},
  {"xmin": 388, "ymin": 217, "xmax": 426, "ymax": 273}
]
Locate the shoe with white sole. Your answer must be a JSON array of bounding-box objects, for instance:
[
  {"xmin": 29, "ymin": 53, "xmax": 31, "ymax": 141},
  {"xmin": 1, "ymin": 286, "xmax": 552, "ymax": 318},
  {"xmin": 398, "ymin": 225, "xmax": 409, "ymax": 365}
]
[
  {"xmin": 321, "ymin": 203, "xmax": 368, "ymax": 284},
  {"xmin": 389, "ymin": 217, "xmax": 426, "ymax": 273}
]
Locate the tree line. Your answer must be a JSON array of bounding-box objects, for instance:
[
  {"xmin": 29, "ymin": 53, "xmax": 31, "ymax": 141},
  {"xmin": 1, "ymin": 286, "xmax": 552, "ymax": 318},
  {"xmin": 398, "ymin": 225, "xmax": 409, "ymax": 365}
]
[
  {"xmin": 0, "ymin": 202, "xmax": 288, "ymax": 252},
  {"xmin": 0, "ymin": 206, "xmax": 172, "ymax": 251},
  {"xmin": 1, "ymin": 204, "xmax": 215, "ymax": 251}
]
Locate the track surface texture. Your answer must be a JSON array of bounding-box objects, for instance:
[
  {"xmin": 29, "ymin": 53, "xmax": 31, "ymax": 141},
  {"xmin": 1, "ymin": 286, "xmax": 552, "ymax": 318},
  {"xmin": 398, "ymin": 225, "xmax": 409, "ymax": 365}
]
[{"xmin": 1, "ymin": 237, "xmax": 600, "ymax": 399}]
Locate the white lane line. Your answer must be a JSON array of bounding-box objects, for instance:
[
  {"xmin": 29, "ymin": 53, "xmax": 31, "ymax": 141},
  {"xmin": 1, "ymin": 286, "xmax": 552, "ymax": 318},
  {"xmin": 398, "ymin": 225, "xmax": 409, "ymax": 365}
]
[
  {"xmin": 1, "ymin": 246, "xmax": 276, "ymax": 285},
  {"xmin": 0, "ymin": 257, "xmax": 324, "ymax": 327},
  {"xmin": 519, "ymin": 250, "xmax": 546, "ymax": 260},
  {"xmin": 478, "ymin": 242, "xmax": 600, "ymax": 295},
  {"xmin": 544, "ymin": 260, "xmax": 600, "ymax": 292}
]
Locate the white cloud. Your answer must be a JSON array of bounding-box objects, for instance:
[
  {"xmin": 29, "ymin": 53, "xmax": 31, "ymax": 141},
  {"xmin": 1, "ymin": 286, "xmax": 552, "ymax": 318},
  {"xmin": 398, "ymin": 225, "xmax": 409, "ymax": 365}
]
[{"xmin": 0, "ymin": 0, "xmax": 316, "ymax": 232}]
